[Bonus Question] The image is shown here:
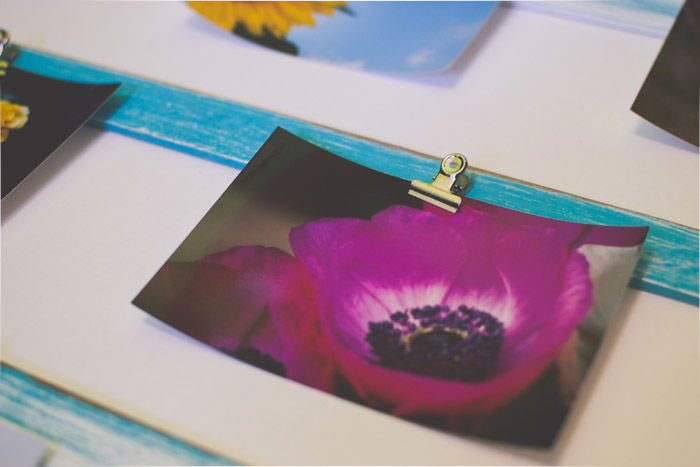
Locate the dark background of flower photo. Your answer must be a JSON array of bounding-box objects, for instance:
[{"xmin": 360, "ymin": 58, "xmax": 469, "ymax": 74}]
[
  {"xmin": 167, "ymin": 128, "xmax": 421, "ymax": 262},
  {"xmin": 0, "ymin": 68, "xmax": 119, "ymax": 198}
]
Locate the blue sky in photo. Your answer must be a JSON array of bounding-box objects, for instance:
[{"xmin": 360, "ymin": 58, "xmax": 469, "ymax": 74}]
[{"xmin": 286, "ymin": 2, "xmax": 497, "ymax": 73}]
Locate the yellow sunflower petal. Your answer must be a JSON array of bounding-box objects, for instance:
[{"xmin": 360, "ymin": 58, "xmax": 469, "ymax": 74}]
[
  {"xmin": 277, "ymin": 2, "xmax": 317, "ymax": 26},
  {"xmin": 189, "ymin": 1, "xmax": 237, "ymax": 30},
  {"xmin": 189, "ymin": 1, "xmax": 348, "ymax": 37},
  {"xmin": 262, "ymin": 3, "xmax": 294, "ymax": 37},
  {"xmin": 1, "ymin": 100, "xmax": 30, "ymax": 143},
  {"xmin": 1, "ymin": 100, "xmax": 30, "ymax": 129}
]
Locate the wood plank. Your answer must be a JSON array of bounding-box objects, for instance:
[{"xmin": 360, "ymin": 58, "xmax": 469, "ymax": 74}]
[
  {"xmin": 11, "ymin": 48, "xmax": 698, "ymax": 306},
  {"xmin": 0, "ymin": 365, "xmax": 236, "ymax": 465}
]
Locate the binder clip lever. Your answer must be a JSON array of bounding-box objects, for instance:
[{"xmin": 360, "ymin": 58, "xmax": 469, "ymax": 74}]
[{"xmin": 408, "ymin": 153, "xmax": 470, "ymax": 213}]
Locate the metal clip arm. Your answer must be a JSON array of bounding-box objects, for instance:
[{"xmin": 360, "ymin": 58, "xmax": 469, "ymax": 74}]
[{"xmin": 408, "ymin": 153, "xmax": 470, "ymax": 213}]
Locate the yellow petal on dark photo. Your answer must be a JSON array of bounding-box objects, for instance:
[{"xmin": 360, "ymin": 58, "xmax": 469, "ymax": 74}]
[
  {"xmin": 189, "ymin": 1, "xmax": 348, "ymax": 38},
  {"xmin": 0, "ymin": 100, "xmax": 30, "ymax": 142}
]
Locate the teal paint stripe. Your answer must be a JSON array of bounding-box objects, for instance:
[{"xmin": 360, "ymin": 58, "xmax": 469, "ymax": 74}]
[
  {"xmin": 629, "ymin": 0, "xmax": 682, "ymax": 18},
  {"xmin": 0, "ymin": 366, "xmax": 236, "ymax": 465},
  {"xmin": 13, "ymin": 49, "xmax": 699, "ymax": 306}
]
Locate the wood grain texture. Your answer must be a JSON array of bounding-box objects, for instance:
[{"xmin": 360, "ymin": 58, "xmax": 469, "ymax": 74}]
[
  {"xmin": 0, "ymin": 366, "xmax": 236, "ymax": 465},
  {"xmin": 12, "ymin": 48, "xmax": 699, "ymax": 306}
]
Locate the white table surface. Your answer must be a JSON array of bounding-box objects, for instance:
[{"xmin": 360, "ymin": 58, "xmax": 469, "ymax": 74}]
[{"xmin": 2, "ymin": 1, "xmax": 699, "ymax": 465}]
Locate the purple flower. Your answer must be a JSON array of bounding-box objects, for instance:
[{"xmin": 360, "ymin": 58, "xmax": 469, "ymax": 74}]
[
  {"xmin": 137, "ymin": 199, "xmax": 646, "ymax": 426},
  {"xmin": 135, "ymin": 246, "xmax": 334, "ymax": 390},
  {"xmin": 289, "ymin": 204, "xmax": 595, "ymax": 417}
]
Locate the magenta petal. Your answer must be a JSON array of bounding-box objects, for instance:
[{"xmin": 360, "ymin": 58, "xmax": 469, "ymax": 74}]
[
  {"xmin": 139, "ymin": 255, "xmax": 280, "ymax": 356},
  {"xmin": 290, "ymin": 207, "xmax": 482, "ymax": 350},
  {"xmin": 139, "ymin": 246, "xmax": 334, "ymax": 389},
  {"xmin": 257, "ymin": 250, "xmax": 337, "ymax": 391},
  {"xmin": 290, "ymin": 205, "xmax": 594, "ymax": 416}
]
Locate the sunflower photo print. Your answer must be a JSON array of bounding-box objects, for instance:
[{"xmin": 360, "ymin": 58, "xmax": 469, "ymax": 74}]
[
  {"xmin": 134, "ymin": 129, "xmax": 648, "ymax": 447},
  {"xmin": 188, "ymin": 1, "xmax": 498, "ymax": 73}
]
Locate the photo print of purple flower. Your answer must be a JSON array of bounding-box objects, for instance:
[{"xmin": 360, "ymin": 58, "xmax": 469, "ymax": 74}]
[{"xmin": 134, "ymin": 128, "xmax": 648, "ymax": 447}]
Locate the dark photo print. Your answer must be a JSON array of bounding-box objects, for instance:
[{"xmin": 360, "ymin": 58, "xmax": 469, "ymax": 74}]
[
  {"xmin": 632, "ymin": 0, "xmax": 699, "ymax": 147},
  {"xmin": 1, "ymin": 66, "xmax": 119, "ymax": 197}
]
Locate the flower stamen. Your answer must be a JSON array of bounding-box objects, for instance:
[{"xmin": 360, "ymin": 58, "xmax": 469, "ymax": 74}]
[{"xmin": 366, "ymin": 305, "xmax": 504, "ymax": 382}]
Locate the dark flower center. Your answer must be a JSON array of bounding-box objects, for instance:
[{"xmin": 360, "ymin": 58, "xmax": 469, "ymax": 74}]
[
  {"xmin": 365, "ymin": 305, "xmax": 504, "ymax": 382},
  {"xmin": 224, "ymin": 346, "xmax": 287, "ymax": 377}
]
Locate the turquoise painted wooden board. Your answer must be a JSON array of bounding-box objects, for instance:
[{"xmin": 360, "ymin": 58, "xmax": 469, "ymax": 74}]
[
  {"xmin": 0, "ymin": 366, "xmax": 236, "ymax": 465},
  {"xmin": 11, "ymin": 48, "xmax": 699, "ymax": 306}
]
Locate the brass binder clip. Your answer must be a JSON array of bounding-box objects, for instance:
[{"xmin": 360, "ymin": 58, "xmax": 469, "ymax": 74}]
[
  {"xmin": 408, "ymin": 153, "xmax": 470, "ymax": 213},
  {"xmin": 0, "ymin": 29, "xmax": 18, "ymax": 77}
]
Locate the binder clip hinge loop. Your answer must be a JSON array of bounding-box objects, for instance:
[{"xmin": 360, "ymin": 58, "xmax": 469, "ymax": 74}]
[{"xmin": 408, "ymin": 153, "xmax": 470, "ymax": 213}]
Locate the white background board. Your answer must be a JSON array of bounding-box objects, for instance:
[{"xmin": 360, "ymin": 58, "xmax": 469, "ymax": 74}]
[{"xmin": 2, "ymin": 1, "xmax": 699, "ymax": 465}]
